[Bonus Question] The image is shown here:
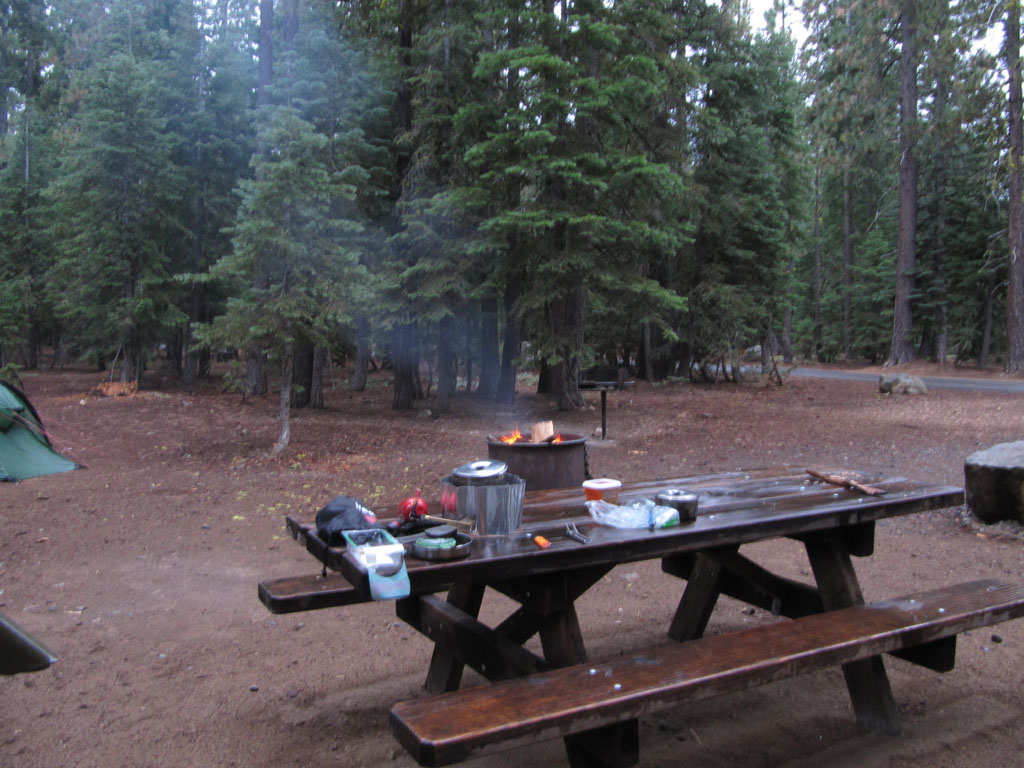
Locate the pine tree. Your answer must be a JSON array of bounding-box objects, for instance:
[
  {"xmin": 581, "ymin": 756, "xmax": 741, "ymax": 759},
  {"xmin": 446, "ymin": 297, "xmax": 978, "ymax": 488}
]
[
  {"xmin": 209, "ymin": 89, "xmax": 365, "ymax": 452},
  {"xmin": 452, "ymin": 0, "xmax": 691, "ymax": 408},
  {"xmin": 44, "ymin": 39, "xmax": 184, "ymax": 381},
  {"xmin": 1006, "ymin": 0, "xmax": 1024, "ymax": 371},
  {"xmin": 174, "ymin": 7, "xmax": 257, "ymax": 387},
  {"xmin": 802, "ymin": 0, "xmax": 899, "ymax": 362},
  {"xmin": 887, "ymin": 0, "xmax": 920, "ymax": 366},
  {"xmin": 684, "ymin": 6, "xmax": 794, "ymax": 374}
]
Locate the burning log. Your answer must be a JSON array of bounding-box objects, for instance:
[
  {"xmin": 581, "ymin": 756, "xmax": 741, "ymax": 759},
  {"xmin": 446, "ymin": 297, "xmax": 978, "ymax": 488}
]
[
  {"xmin": 530, "ymin": 420, "xmax": 554, "ymax": 443},
  {"xmin": 500, "ymin": 428, "xmax": 523, "ymax": 444},
  {"xmin": 494, "ymin": 424, "xmax": 564, "ymax": 446}
]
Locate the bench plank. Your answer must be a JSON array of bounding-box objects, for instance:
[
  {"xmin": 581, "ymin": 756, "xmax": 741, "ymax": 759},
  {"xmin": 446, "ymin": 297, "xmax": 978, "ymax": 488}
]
[
  {"xmin": 390, "ymin": 579, "xmax": 1024, "ymax": 767},
  {"xmin": 258, "ymin": 573, "xmax": 368, "ymax": 614}
]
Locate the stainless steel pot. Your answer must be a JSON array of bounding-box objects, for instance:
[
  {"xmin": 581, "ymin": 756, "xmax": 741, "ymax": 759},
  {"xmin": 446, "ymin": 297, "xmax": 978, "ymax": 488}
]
[
  {"xmin": 441, "ymin": 459, "xmax": 525, "ymax": 534},
  {"xmin": 655, "ymin": 489, "xmax": 699, "ymax": 523},
  {"xmin": 452, "ymin": 459, "xmax": 508, "ymax": 485}
]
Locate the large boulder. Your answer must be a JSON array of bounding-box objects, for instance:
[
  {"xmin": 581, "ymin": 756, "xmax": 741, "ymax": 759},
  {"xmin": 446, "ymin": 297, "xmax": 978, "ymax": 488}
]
[
  {"xmin": 965, "ymin": 441, "xmax": 1024, "ymax": 524},
  {"xmin": 879, "ymin": 373, "xmax": 927, "ymax": 395}
]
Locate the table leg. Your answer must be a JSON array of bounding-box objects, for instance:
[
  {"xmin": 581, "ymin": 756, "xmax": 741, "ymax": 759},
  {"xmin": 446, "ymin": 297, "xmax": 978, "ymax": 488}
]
[
  {"xmin": 537, "ymin": 595, "xmax": 638, "ymax": 768},
  {"xmin": 423, "ymin": 581, "xmax": 486, "ymax": 694},
  {"xmin": 564, "ymin": 722, "xmax": 639, "ymax": 768},
  {"xmin": 803, "ymin": 529, "xmax": 901, "ymax": 734},
  {"xmin": 665, "ymin": 545, "xmax": 737, "ymax": 641}
]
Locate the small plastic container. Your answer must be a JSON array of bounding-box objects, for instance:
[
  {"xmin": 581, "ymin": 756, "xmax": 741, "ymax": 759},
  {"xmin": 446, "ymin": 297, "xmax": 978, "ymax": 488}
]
[
  {"xmin": 583, "ymin": 478, "xmax": 622, "ymax": 503},
  {"xmin": 655, "ymin": 489, "xmax": 699, "ymax": 523}
]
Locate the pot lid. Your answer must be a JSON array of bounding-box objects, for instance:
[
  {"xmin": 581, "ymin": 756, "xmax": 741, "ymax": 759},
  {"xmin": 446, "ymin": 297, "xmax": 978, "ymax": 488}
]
[
  {"xmin": 656, "ymin": 488, "xmax": 698, "ymax": 502},
  {"xmin": 453, "ymin": 459, "xmax": 507, "ymax": 480}
]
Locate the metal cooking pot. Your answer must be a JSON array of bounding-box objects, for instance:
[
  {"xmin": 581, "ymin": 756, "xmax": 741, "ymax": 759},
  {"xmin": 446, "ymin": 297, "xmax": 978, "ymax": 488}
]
[
  {"xmin": 655, "ymin": 489, "xmax": 699, "ymax": 523},
  {"xmin": 451, "ymin": 459, "xmax": 508, "ymax": 486},
  {"xmin": 441, "ymin": 459, "xmax": 524, "ymax": 534}
]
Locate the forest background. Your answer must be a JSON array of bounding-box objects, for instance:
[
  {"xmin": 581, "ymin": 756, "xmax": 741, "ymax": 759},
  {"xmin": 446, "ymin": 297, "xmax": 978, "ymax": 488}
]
[{"xmin": 2, "ymin": 0, "xmax": 1024, "ymax": 451}]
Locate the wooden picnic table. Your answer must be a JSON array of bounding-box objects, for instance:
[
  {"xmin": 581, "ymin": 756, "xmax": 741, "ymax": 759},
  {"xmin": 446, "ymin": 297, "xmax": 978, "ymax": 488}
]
[{"xmin": 260, "ymin": 467, "xmax": 1024, "ymax": 768}]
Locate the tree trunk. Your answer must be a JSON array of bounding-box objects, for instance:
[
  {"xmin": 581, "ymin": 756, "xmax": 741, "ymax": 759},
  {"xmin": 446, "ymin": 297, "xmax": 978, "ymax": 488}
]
[
  {"xmin": 53, "ymin": 337, "xmax": 67, "ymax": 369},
  {"xmin": 310, "ymin": 345, "xmax": 326, "ymax": 409},
  {"xmin": 290, "ymin": 338, "xmax": 312, "ymax": 408},
  {"xmin": 273, "ymin": 343, "xmax": 293, "ymax": 455},
  {"xmin": 282, "ymin": 0, "xmax": 299, "ymax": 46},
  {"xmin": 1006, "ymin": 0, "xmax": 1024, "ymax": 371},
  {"xmin": 842, "ymin": 162, "xmax": 854, "ymax": 360},
  {"xmin": 392, "ymin": 323, "xmax": 417, "ymax": 410},
  {"xmin": 642, "ymin": 322, "xmax": 655, "ymax": 382},
  {"xmin": 181, "ymin": 236, "xmax": 204, "ymax": 387},
  {"xmin": 550, "ymin": 285, "xmax": 587, "ymax": 411},
  {"xmin": 389, "ymin": 0, "xmax": 416, "ymax": 411},
  {"xmin": 813, "ymin": 163, "xmax": 823, "ymax": 360},
  {"xmin": 464, "ymin": 319, "xmax": 473, "ymax": 393},
  {"xmin": 257, "ymin": 0, "xmax": 273, "ymax": 108},
  {"xmin": 248, "ymin": 0, "xmax": 274, "ymax": 395},
  {"xmin": 980, "ymin": 278, "xmax": 995, "ymax": 369},
  {"xmin": 553, "ymin": 359, "xmax": 584, "ymax": 410},
  {"xmin": 782, "ymin": 252, "xmax": 794, "ymax": 365},
  {"xmin": 182, "ymin": 302, "xmax": 200, "ymax": 388},
  {"xmin": 929, "ymin": 8, "xmax": 951, "ymax": 366},
  {"xmin": 936, "ymin": 305, "xmax": 948, "ymax": 365},
  {"xmin": 476, "ymin": 296, "xmax": 499, "ymax": 398},
  {"xmin": 24, "ymin": 327, "xmax": 39, "ymax": 370},
  {"xmin": 352, "ymin": 315, "xmax": 370, "ymax": 391},
  {"xmin": 496, "ymin": 281, "xmax": 521, "ymax": 404},
  {"xmin": 537, "ymin": 358, "xmax": 552, "ymax": 395},
  {"xmin": 183, "ymin": 35, "xmax": 209, "ymax": 390},
  {"xmin": 436, "ymin": 316, "xmax": 456, "ymax": 414},
  {"xmin": 125, "ymin": 341, "xmax": 145, "ymax": 385},
  {"xmin": 396, "ymin": 0, "xmax": 413, "ymax": 178},
  {"xmin": 0, "ymin": 30, "xmax": 7, "ymax": 137},
  {"xmin": 887, "ymin": 0, "xmax": 919, "ymax": 366},
  {"xmin": 247, "ymin": 347, "xmax": 267, "ymax": 395},
  {"xmin": 413, "ymin": 336, "xmax": 424, "ymax": 400}
]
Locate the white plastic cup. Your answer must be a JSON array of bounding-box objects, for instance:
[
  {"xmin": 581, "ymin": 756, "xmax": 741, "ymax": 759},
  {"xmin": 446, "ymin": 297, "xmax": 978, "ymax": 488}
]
[{"xmin": 583, "ymin": 478, "xmax": 622, "ymax": 503}]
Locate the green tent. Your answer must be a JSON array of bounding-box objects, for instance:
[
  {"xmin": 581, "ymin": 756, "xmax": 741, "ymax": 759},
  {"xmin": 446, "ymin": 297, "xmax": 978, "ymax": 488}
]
[
  {"xmin": 0, "ymin": 611, "xmax": 57, "ymax": 674},
  {"xmin": 0, "ymin": 382, "xmax": 81, "ymax": 482}
]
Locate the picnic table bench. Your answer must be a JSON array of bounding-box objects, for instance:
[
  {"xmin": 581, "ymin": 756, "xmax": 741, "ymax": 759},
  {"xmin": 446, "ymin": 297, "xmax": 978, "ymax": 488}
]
[{"xmin": 259, "ymin": 467, "xmax": 1024, "ymax": 768}]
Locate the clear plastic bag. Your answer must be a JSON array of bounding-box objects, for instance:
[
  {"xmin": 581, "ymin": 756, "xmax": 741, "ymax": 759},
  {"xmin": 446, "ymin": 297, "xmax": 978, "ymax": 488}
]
[{"xmin": 586, "ymin": 498, "xmax": 680, "ymax": 529}]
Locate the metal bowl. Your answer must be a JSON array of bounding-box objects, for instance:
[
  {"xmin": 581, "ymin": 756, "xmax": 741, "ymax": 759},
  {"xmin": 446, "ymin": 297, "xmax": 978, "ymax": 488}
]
[
  {"xmin": 655, "ymin": 489, "xmax": 699, "ymax": 523},
  {"xmin": 410, "ymin": 532, "xmax": 473, "ymax": 561}
]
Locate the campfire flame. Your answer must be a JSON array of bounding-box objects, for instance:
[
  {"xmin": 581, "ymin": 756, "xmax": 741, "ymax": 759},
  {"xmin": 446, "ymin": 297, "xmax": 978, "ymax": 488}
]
[
  {"xmin": 552, "ymin": 434, "xmax": 563, "ymax": 444},
  {"xmin": 500, "ymin": 428, "xmax": 523, "ymax": 444}
]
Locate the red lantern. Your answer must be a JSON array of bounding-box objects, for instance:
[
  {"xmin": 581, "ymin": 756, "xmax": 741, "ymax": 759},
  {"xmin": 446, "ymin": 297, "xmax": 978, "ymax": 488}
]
[{"xmin": 399, "ymin": 488, "xmax": 428, "ymax": 522}]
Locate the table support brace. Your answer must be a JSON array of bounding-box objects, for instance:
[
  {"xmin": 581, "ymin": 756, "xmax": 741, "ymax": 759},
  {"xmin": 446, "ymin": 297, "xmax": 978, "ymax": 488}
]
[
  {"xmin": 804, "ymin": 529, "xmax": 901, "ymax": 734},
  {"xmin": 422, "ymin": 582, "xmax": 486, "ymax": 693}
]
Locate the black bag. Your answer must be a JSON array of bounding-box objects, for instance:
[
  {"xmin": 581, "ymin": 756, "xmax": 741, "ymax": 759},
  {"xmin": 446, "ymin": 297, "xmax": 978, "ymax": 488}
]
[{"xmin": 315, "ymin": 495, "xmax": 379, "ymax": 546}]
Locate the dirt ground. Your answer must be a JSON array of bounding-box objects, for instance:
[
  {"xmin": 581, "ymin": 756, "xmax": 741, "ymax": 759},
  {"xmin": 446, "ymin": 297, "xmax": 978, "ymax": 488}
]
[{"xmin": 3, "ymin": 361, "xmax": 1024, "ymax": 768}]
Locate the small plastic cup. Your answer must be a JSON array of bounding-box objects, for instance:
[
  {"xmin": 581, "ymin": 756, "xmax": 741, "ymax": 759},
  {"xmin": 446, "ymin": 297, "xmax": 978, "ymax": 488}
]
[{"xmin": 583, "ymin": 478, "xmax": 622, "ymax": 503}]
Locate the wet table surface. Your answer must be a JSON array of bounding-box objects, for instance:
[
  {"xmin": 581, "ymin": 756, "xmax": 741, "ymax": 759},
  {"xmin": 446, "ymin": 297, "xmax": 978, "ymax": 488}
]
[{"xmin": 285, "ymin": 466, "xmax": 964, "ymax": 599}]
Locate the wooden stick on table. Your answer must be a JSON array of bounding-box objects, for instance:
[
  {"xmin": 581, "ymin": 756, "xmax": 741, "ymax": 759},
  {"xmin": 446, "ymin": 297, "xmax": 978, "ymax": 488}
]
[{"xmin": 806, "ymin": 469, "xmax": 887, "ymax": 496}]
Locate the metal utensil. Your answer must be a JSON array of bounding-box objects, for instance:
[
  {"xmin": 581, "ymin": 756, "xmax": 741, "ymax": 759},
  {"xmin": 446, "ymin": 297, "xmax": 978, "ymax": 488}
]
[{"xmin": 565, "ymin": 521, "xmax": 592, "ymax": 545}]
